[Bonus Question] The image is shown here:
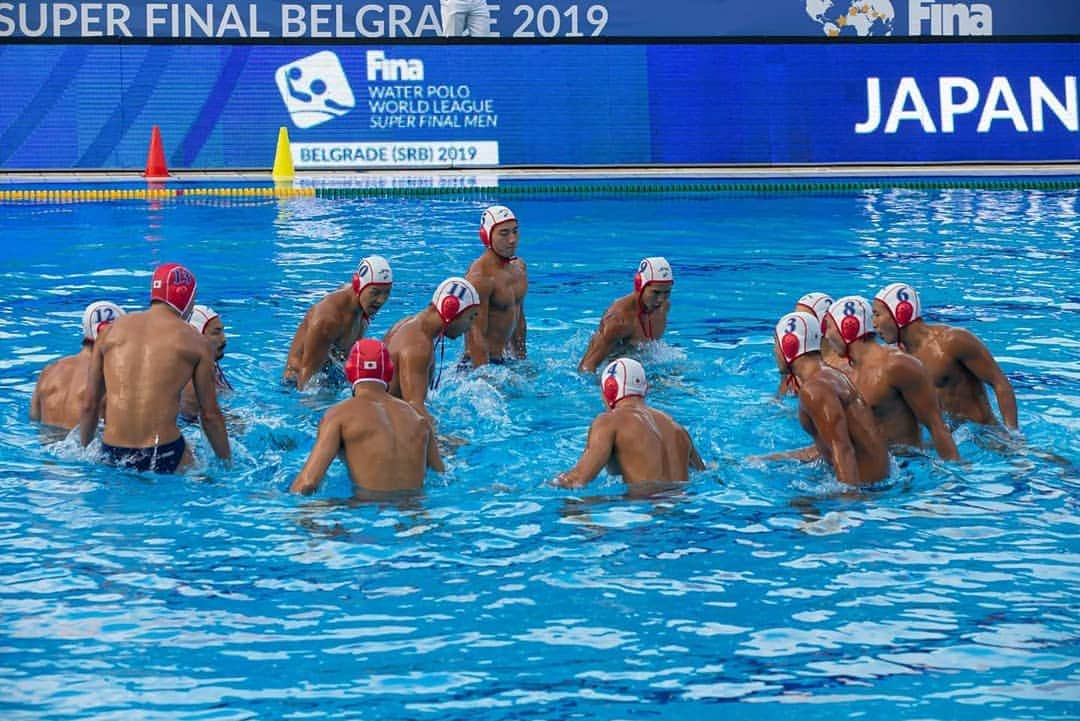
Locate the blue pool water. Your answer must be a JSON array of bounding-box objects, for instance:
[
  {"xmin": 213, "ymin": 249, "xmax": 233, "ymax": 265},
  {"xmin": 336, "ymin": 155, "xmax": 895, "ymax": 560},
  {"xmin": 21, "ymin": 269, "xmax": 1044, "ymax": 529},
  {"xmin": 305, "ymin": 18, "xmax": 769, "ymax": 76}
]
[{"xmin": 1, "ymin": 182, "xmax": 1078, "ymax": 720}]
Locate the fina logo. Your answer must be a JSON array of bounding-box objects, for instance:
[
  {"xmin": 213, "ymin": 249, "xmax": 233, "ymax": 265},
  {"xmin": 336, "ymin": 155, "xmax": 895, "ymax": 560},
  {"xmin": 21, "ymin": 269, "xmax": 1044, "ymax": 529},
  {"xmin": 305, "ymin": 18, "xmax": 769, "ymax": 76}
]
[
  {"xmin": 275, "ymin": 51, "xmax": 356, "ymax": 129},
  {"xmin": 366, "ymin": 50, "xmax": 424, "ymax": 82},
  {"xmin": 909, "ymin": 0, "xmax": 993, "ymax": 36}
]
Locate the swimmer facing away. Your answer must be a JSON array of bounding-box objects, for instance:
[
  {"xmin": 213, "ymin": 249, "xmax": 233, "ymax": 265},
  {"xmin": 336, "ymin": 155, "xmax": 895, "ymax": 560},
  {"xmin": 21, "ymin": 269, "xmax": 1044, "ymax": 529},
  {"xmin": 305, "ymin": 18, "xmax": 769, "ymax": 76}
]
[
  {"xmin": 383, "ymin": 277, "xmax": 481, "ymax": 423},
  {"xmin": 31, "ymin": 300, "xmax": 125, "ymax": 431},
  {"xmin": 578, "ymin": 257, "xmax": 674, "ymax": 374},
  {"xmin": 79, "ymin": 263, "xmax": 231, "ymax": 474},
  {"xmin": 290, "ymin": 339, "xmax": 444, "ymax": 495},
  {"xmin": 778, "ymin": 292, "xmax": 834, "ymax": 397},
  {"xmin": 771, "ymin": 311, "xmax": 889, "ymax": 487},
  {"xmin": 873, "ymin": 283, "xmax": 1018, "ymax": 429},
  {"xmin": 463, "ymin": 205, "xmax": 528, "ymax": 368},
  {"xmin": 556, "ymin": 358, "xmax": 705, "ymax": 489},
  {"xmin": 284, "ymin": 255, "xmax": 393, "ymax": 389}
]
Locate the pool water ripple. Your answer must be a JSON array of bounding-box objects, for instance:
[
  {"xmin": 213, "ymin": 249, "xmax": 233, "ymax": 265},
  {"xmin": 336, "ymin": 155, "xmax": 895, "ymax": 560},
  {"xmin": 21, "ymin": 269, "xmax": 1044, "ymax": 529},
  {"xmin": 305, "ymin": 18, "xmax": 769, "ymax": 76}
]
[{"xmin": 1, "ymin": 187, "xmax": 1078, "ymax": 719}]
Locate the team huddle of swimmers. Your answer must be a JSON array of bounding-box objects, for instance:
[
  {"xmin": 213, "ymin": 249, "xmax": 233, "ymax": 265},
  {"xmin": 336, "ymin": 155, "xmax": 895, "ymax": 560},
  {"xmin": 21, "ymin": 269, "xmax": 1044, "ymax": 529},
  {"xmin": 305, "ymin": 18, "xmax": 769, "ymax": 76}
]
[
  {"xmin": 770, "ymin": 287, "xmax": 1018, "ymax": 486},
  {"xmin": 29, "ymin": 204, "xmax": 1018, "ymax": 493}
]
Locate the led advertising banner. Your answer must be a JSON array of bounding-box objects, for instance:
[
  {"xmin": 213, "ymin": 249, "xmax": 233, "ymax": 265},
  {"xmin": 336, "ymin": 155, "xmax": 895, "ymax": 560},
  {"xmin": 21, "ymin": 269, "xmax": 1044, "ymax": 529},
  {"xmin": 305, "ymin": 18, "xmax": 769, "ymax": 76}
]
[
  {"xmin": 1, "ymin": 0, "xmax": 1079, "ymax": 39},
  {"xmin": 0, "ymin": 42, "xmax": 1076, "ymax": 169}
]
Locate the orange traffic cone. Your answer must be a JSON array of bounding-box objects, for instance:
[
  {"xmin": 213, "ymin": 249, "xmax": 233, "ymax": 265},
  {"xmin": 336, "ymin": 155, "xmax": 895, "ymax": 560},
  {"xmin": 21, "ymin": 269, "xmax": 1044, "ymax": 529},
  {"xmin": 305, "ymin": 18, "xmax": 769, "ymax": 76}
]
[{"xmin": 143, "ymin": 125, "xmax": 170, "ymax": 179}]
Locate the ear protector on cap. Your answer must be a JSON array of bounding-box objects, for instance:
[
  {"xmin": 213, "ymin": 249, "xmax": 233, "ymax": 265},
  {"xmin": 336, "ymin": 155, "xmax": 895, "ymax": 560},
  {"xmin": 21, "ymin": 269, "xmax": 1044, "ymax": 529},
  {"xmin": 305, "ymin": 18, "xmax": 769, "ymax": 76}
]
[
  {"xmin": 601, "ymin": 357, "xmax": 648, "ymax": 409},
  {"xmin": 352, "ymin": 255, "xmax": 394, "ymax": 296},
  {"xmin": 432, "ymin": 277, "xmax": 480, "ymax": 325},
  {"xmin": 478, "ymin": 205, "xmax": 517, "ymax": 248},
  {"xmin": 151, "ymin": 263, "xmax": 197, "ymax": 320},
  {"xmin": 827, "ymin": 296, "xmax": 875, "ymax": 344},
  {"xmin": 82, "ymin": 301, "xmax": 125, "ymax": 342},
  {"xmin": 345, "ymin": 338, "xmax": 395, "ymax": 389},
  {"xmin": 775, "ymin": 312, "xmax": 822, "ymax": 365},
  {"xmin": 875, "ymin": 282, "xmax": 921, "ymax": 329},
  {"xmin": 795, "ymin": 292, "xmax": 834, "ymax": 321},
  {"xmin": 634, "ymin": 257, "xmax": 674, "ymax": 294}
]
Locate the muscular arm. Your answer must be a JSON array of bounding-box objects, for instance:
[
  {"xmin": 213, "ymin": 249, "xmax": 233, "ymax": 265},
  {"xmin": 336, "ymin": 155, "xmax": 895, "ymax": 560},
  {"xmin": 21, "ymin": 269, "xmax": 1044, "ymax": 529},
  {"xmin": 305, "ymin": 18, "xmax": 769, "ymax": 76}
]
[
  {"xmin": 296, "ymin": 320, "xmax": 336, "ymax": 390},
  {"xmin": 686, "ymin": 430, "xmax": 707, "ymax": 471},
  {"xmin": 79, "ymin": 345, "xmax": 106, "ymax": 446},
  {"xmin": 802, "ymin": 386, "xmax": 860, "ymax": 487},
  {"xmin": 578, "ymin": 315, "xmax": 630, "ymax": 374},
  {"xmin": 555, "ymin": 416, "xmax": 616, "ymax": 488},
  {"xmin": 426, "ymin": 420, "xmax": 445, "ymax": 473},
  {"xmin": 193, "ymin": 349, "xmax": 231, "ymax": 462},
  {"xmin": 896, "ymin": 358, "xmax": 960, "ymax": 461},
  {"xmin": 29, "ymin": 371, "xmax": 45, "ymax": 421},
  {"xmin": 397, "ymin": 348, "xmax": 433, "ymax": 422},
  {"xmin": 465, "ymin": 271, "xmax": 493, "ymax": 367},
  {"xmin": 512, "ymin": 301, "xmax": 527, "ymax": 359},
  {"xmin": 956, "ymin": 330, "xmax": 1018, "ymax": 429},
  {"xmin": 289, "ymin": 412, "xmax": 342, "ymax": 494}
]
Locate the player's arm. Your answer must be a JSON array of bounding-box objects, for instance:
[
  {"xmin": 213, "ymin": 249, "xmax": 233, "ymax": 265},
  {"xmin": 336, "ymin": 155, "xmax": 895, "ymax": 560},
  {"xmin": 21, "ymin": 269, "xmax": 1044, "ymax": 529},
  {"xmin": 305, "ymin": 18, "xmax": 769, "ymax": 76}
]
[
  {"xmin": 178, "ymin": 380, "xmax": 199, "ymax": 421},
  {"xmin": 296, "ymin": 320, "xmax": 336, "ymax": 390},
  {"xmin": 511, "ymin": 260, "xmax": 527, "ymax": 359},
  {"xmin": 578, "ymin": 314, "xmax": 630, "ymax": 374},
  {"xmin": 79, "ymin": 345, "xmax": 107, "ymax": 446},
  {"xmin": 29, "ymin": 369, "xmax": 45, "ymax": 421},
  {"xmin": 555, "ymin": 415, "xmax": 616, "ymax": 488},
  {"xmin": 397, "ymin": 348, "xmax": 433, "ymax": 421},
  {"xmin": 465, "ymin": 271, "xmax": 493, "ymax": 367},
  {"xmin": 425, "ymin": 419, "xmax": 445, "ymax": 473},
  {"xmin": 512, "ymin": 302, "xmax": 527, "ymax": 359},
  {"xmin": 685, "ymin": 429, "xmax": 707, "ymax": 471},
  {"xmin": 193, "ymin": 345, "xmax": 231, "ymax": 462},
  {"xmin": 752, "ymin": 445, "xmax": 821, "ymax": 463},
  {"xmin": 895, "ymin": 357, "xmax": 960, "ymax": 461},
  {"xmin": 290, "ymin": 411, "xmax": 343, "ymax": 494},
  {"xmin": 802, "ymin": 385, "xmax": 860, "ymax": 486},
  {"xmin": 955, "ymin": 330, "xmax": 1018, "ymax": 429}
]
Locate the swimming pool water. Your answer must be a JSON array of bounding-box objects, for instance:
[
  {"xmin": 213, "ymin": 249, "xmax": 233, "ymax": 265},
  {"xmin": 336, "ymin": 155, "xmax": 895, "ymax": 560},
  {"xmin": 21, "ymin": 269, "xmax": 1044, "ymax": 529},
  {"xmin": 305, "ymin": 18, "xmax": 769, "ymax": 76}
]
[{"xmin": 1, "ymin": 183, "xmax": 1078, "ymax": 720}]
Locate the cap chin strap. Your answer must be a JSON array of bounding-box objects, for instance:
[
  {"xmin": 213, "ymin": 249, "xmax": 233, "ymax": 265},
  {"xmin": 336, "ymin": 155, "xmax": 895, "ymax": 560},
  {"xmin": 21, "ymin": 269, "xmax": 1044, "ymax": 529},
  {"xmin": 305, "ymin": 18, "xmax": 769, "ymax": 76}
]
[
  {"xmin": 215, "ymin": 362, "xmax": 234, "ymax": 391},
  {"xmin": 430, "ymin": 324, "xmax": 449, "ymax": 391},
  {"xmin": 637, "ymin": 297, "xmax": 655, "ymax": 340},
  {"xmin": 783, "ymin": 372, "xmax": 800, "ymax": 394}
]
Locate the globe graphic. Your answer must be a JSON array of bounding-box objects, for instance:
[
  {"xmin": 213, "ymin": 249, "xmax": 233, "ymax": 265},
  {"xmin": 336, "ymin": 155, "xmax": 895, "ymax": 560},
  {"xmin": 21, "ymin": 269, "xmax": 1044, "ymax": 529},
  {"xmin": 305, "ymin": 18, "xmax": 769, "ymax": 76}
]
[{"xmin": 805, "ymin": 0, "xmax": 895, "ymax": 36}]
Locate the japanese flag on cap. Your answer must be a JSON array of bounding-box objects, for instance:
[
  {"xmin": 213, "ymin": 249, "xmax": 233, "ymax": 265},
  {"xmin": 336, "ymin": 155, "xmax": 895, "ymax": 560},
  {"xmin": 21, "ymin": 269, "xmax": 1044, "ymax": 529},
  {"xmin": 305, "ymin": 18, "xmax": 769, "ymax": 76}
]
[
  {"xmin": 775, "ymin": 311, "xmax": 822, "ymax": 365},
  {"xmin": 82, "ymin": 300, "xmax": 125, "ymax": 342},
  {"xmin": 479, "ymin": 205, "xmax": 517, "ymax": 248},
  {"xmin": 345, "ymin": 338, "xmax": 394, "ymax": 389},
  {"xmin": 432, "ymin": 276, "xmax": 480, "ymax": 324},
  {"xmin": 352, "ymin": 255, "xmax": 394, "ymax": 296},
  {"xmin": 188, "ymin": 304, "xmax": 219, "ymax": 335},
  {"xmin": 826, "ymin": 295, "xmax": 875, "ymax": 344},
  {"xmin": 634, "ymin": 257, "xmax": 674, "ymax": 294},
  {"xmin": 601, "ymin": 357, "xmax": 648, "ymax": 409},
  {"xmin": 795, "ymin": 292, "xmax": 834, "ymax": 321},
  {"xmin": 875, "ymin": 282, "xmax": 921, "ymax": 329},
  {"xmin": 151, "ymin": 263, "xmax": 197, "ymax": 319}
]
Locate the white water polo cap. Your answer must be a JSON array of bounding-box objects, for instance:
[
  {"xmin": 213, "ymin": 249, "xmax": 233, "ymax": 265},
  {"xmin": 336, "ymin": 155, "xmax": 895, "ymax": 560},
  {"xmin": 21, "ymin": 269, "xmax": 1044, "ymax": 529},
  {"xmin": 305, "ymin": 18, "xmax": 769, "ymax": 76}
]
[
  {"xmin": 82, "ymin": 301, "xmax": 125, "ymax": 342},
  {"xmin": 795, "ymin": 292, "xmax": 834, "ymax": 321},
  {"xmin": 875, "ymin": 282, "xmax": 922, "ymax": 329},
  {"xmin": 479, "ymin": 205, "xmax": 517, "ymax": 248},
  {"xmin": 634, "ymin": 257, "xmax": 674, "ymax": 295},
  {"xmin": 601, "ymin": 357, "xmax": 648, "ymax": 409},
  {"xmin": 188, "ymin": 304, "xmax": 219, "ymax": 334},
  {"xmin": 432, "ymin": 276, "xmax": 480, "ymax": 324},
  {"xmin": 775, "ymin": 311, "xmax": 822, "ymax": 365},
  {"xmin": 826, "ymin": 295, "xmax": 875, "ymax": 345},
  {"xmin": 352, "ymin": 255, "xmax": 394, "ymax": 296}
]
